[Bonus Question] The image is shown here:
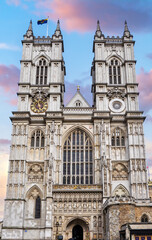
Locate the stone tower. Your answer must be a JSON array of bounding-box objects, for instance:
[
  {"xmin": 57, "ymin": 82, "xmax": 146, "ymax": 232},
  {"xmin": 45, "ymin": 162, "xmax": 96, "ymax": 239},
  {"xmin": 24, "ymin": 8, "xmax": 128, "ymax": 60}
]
[{"xmin": 1, "ymin": 20, "xmax": 152, "ymax": 240}]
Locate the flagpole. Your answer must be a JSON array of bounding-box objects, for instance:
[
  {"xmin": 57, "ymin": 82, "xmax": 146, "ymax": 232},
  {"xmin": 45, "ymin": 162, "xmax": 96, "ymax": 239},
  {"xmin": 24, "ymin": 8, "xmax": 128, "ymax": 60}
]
[{"xmin": 46, "ymin": 16, "xmax": 49, "ymax": 37}]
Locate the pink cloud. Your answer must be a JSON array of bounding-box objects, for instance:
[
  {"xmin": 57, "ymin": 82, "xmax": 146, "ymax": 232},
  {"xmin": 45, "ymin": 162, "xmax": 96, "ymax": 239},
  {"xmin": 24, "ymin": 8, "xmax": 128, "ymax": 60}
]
[
  {"xmin": 33, "ymin": 0, "xmax": 152, "ymax": 33},
  {"xmin": 0, "ymin": 139, "xmax": 11, "ymax": 145},
  {"xmin": 147, "ymin": 53, "xmax": 152, "ymax": 60},
  {"xmin": 0, "ymin": 64, "xmax": 19, "ymax": 106},
  {"xmin": 137, "ymin": 68, "xmax": 152, "ymax": 112}
]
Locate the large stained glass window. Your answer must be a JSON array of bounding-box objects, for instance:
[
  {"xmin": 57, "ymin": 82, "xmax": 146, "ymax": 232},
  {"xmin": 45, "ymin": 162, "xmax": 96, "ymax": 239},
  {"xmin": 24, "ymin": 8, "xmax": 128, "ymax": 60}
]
[{"xmin": 63, "ymin": 129, "xmax": 93, "ymax": 185}]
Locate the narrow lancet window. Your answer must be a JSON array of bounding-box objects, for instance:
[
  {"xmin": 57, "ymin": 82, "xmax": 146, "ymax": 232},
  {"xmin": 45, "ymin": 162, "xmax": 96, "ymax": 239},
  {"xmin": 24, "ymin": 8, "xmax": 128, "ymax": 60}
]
[
  {"xmin": 35, "ymin": 196, "xmax": 41, "ymax": 219},
  {"xmin": 36, "ymin": 58, "xmax": 48, "ymax": 85},
  {"xmin": 109, "ymin": 58, "xmax": 121, "ymax": 84}
]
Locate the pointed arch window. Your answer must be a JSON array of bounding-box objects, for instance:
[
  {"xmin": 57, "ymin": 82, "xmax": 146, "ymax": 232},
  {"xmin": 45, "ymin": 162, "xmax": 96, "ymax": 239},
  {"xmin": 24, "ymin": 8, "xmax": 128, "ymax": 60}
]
[
  {"xmin": 31, "ymin": 130, "xmax": 45, "ymax": 149},
  {"xmin": 141, "ymin": 214, "xmax": 148, "ymax": 223},
  {"xmin": 75, "ymin": 100, "xmax": 82, "ymax": 107},
  {"xmin": 36, "ymin": 58, "xmax": 48, "ymax": 85},
  {"xmin": 111, "ymin": 128, "xmax": 125, "ymax": 147},
  {"xmin": 35, "ymin": 196, "xmax": 41, "ymax": 218},
  {"xmin": 63, "ymin": 129, "xmax": 93, "ymax": 185},
  {"xmin": 109, "ymin": 58, "xmax": 121, "ymax": 84}
]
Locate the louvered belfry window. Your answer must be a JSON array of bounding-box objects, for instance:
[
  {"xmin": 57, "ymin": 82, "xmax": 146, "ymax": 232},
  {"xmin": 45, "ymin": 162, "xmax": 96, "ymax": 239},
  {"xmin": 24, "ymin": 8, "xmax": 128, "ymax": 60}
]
[
  {"xmin": 63, "ymin": 129, "xmax": 93, "ymax": 185},
  {"xmin": 109, "ymin": 58, "xmax": 121, "ymax": 84},
  {"xmin": 36, "ymin": 58, "xmax": 48, "ymax": 85}
]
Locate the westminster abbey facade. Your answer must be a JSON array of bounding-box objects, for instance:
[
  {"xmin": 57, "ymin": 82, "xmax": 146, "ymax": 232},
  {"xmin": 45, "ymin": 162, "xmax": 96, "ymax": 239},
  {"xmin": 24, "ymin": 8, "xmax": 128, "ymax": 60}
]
[{"xmin": 1, "ymin": 20, "xmax": 152, "ymax": 240}]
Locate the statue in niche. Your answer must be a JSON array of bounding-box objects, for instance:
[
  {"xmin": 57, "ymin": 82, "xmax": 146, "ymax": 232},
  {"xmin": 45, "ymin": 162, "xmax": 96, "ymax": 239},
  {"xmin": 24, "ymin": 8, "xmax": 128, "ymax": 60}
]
[
  {"xmin": 98, "ymin": 201, "xmax": 102, "ymax": 210},
  {"xmin": 130, "ymin": 124, "xmax": 133, "ymax": 134},
  {"xmin": 96, "ymin": 124, "xmax": 99, "ymax": 134},
  {"xmin": 59, "ymin": 202, "xmax": 62, "ymax": 209},
  {"xmin": 93, "ymin": 216, "xmax": 97, "ymax": 227},
  {"xmin": 88, "ymin": 202, "xmax": 92, "ymax": 210},
  {"xmin": 69, "ymin": 202, "xmax": 72, "ymax": 210},
  {"xmin": 98, "ymin": 216, "xmax": 102, "ymax": 227},
  {"xmin": 79, "ymin": 202, "xmax": 82, "ymax": 209},
  {"xmin": 93, "ymin": 201, "xmax": 96, "ymax": 209},
  {"xmin": 73, "ymin": 202, "xmax": 77, "ymax": 209},
  {"xmin": 54, "ymin": 203, "xmax": 57, "ymax": 211},
  {"xmin": 48, "ymin": 179, "xmax": 52, "ymax": 193},
  {"xmin": 50, "ymin": 121, "xmax": 55, "ymax": 145},
  {"xmin": 50, "ymin": 121, "xmax": 55, "ymax": 134},
  {"xmin": 49, "ymin": 153, "xmax": 54, "ymax": 172},
  {"xmin": 59, "ymin": 216, "xmax": 62, "ymax": 225},
  {"xmin": 83, "ymin": 201, "xmax": 87, "ymax": 209},
  {"xmin": 64, "ymin": 202, "xmax": 67, "ymax": 210},
  {"xmin": 48, "ymin": 153, "xmax": 54, "ymax": 194}
]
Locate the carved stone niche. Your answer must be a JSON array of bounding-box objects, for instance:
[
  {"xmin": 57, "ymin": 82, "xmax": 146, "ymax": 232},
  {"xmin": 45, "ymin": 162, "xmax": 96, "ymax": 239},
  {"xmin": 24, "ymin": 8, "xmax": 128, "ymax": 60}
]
[
  {"xmin": 28, "ymin": 163, "xmax": 43, "ymax": 182},
  {"xmin": 112, "ymin": 184, "xmax": 129, "ymax": 197}
]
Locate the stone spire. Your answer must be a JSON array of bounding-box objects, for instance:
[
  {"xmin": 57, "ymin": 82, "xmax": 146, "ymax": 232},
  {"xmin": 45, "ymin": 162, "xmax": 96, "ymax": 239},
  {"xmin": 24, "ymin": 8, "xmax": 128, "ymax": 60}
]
[
  {"xmin": 52, "ymin": 19, "xmax": 63, "ymax": 39},
  {"xmin": 24, "ymin": 20, "xmax": 33, "ymax": 39},
  {"xmin": 123, "ymin": 20, "xmax": 133, "ymax": 38},
  {"xmin": 94, "ymin": 20, "xmax": 104, "ymax": 39},
  {"xmin": 56, "ymin": 19, "xmax": 60, "ymax": 31}
]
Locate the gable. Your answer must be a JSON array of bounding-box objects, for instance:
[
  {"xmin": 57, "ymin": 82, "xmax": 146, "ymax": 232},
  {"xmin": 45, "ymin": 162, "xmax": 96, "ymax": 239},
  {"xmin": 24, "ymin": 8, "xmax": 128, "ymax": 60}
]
[{"xmin": 66, "ymin": 90, "xmax": 90, "ymax": 108}]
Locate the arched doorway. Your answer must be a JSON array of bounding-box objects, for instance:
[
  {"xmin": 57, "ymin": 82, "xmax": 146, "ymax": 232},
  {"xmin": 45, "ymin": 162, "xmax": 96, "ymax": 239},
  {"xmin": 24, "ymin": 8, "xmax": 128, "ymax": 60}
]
[{"xmin": 72, "ymin": 225, "xmax": 83, "ymax": 240}]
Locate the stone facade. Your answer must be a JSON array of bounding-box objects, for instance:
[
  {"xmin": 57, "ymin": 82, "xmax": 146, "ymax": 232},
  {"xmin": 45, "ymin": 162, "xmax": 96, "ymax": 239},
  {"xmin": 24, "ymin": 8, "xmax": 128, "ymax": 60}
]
[{"xmin": 1, "ymin": 20, "xmax": 152, "ymax": 240}]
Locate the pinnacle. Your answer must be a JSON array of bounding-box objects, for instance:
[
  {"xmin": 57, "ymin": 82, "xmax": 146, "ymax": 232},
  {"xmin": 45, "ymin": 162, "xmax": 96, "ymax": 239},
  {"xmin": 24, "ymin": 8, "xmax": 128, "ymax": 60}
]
[
  {"xmin": 56, "ymin": 19, "xmax": 60, "ymax": 31},
  {"xmin": 28, "ymin": 20, "xmax": 33, "ymax": 31},
  {"xmin": 97, "ymin": 20, "xmax": 101, "ymax": 31},
  {"xmin": 124, "ymin": 20, "xmax": 129, "ymax": 32},
  {"xmin": 25, "ymin": 19, "xmax": 33, "ymax": 38},
  {"xmin": 123, "ymin": 20, "xmax": 132, "ymax": 37}
]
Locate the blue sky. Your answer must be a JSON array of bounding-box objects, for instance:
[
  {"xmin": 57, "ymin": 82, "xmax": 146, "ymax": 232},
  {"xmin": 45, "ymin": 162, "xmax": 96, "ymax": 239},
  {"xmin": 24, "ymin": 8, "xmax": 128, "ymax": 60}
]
[{"xmin": 0, "ymin": 0, "xmax": 152, "ymax": 219}]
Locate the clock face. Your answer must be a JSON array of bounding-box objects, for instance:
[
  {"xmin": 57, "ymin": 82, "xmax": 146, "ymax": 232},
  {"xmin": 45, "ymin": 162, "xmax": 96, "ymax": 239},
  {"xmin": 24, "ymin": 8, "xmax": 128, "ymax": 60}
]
[
  {"xmin": 31, "ymin": 99, "xmax": 48, "ymax": 113},
  {"xmin": 109, "ymin": 98, "xmax": 125, "ymax": 113}
]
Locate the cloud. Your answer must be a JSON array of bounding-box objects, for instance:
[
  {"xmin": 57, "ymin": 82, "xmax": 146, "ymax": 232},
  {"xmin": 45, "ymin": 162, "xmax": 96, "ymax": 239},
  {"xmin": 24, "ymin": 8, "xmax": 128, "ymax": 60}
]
[
  {"xmin": 147, "ymin": 53, "xmax": 152, "ymax": 60},
  {"xmin": 137, "ymin": 68, "xmax": 152, "ymax": 113},
  {"xmin": 0, "ymin": 43, "xmax": 20, "ymax": 51},
  {"xmin": 0, "ymin": 139, "xmax": 11, "ymax": 145},
  {"xmin": 6, "ymin": 0, "xmax": 152, "ymax": 33},
  {"xmin": 32, "ymin": 0, "xmax": 152, "ymax": 33},
  {"xmin": 0, "ymin": 64, "xmax": 19, "ymax": 106}
]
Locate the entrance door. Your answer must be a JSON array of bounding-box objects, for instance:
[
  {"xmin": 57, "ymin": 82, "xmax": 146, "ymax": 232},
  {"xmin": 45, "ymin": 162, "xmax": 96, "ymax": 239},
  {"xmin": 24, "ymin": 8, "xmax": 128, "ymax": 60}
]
[{"xmin": 72, "ymin": 225, "xmax": 83, "ymax": 240}]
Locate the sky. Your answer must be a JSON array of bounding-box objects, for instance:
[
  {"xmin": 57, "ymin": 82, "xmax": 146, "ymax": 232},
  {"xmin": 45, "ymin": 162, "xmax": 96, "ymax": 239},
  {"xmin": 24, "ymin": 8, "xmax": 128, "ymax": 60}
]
[{"xmin": 0, "ymin": 0, "xmax": 152, "ymax": 220}]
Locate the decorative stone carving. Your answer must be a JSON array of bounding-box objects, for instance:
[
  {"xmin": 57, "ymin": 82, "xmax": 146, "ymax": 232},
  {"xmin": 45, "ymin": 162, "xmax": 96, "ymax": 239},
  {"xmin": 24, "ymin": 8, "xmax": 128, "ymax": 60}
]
[
  {"xmin": 28, "ymin": 164, "xmax": 43, "ymax": 182},
  {"xmin": 52, "ymin": 192, "xmax": 102, "ymax": 214},
  {"xmin": 31, "ymin": 88, "xmax": 49, "ymax": 102},
  {"xmin": 107, "ymin": 87, "xmax": 126, "ymax": 100},
  {"xmin": 112, "ymin": 163, "xmax": 128, "ymax": 180},
  {"xmin": 112, "ymin": 185, "xmax": 129, "ymax": 197}
]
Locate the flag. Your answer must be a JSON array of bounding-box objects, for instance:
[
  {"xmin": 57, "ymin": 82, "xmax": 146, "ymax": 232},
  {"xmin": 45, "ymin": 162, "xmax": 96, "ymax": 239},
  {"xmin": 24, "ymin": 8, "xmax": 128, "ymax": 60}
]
[{"xmin": 37, "ymin": 18, "xmax": 48, "ymax": 25}]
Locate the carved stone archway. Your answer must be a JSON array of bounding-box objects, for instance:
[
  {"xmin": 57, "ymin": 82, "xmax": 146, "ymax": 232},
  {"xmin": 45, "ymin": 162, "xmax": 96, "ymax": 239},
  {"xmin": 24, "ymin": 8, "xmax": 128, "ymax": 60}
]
[{"xmin": 64, "ymin": 218, "xmax": 89, "ymax": 240}]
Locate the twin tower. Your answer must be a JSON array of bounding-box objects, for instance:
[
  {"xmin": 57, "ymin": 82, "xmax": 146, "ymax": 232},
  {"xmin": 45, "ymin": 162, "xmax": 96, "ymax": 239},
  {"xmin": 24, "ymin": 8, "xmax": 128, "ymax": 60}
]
[{"xmin": 1, "ymin": 20, "xmax": 151, "ymax": 240}]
